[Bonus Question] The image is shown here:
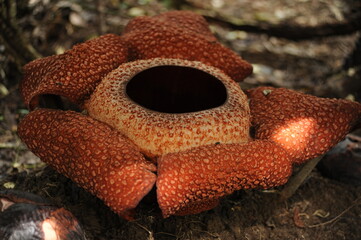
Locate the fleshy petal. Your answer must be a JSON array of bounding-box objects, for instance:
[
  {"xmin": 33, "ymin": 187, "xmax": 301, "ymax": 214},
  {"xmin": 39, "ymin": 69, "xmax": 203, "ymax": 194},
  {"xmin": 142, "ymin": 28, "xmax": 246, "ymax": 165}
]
[
  {"xmin": 20, "ymin": 34, "xmax": 128, "ymax": 109},
  {"xmin": 18, "ymin": 109, "xmax": 156, "ymax": 220},
  {"xmin": 124, "ymin": 11, "xmax": 216, "ymax": 40},
  {"xmin": 157, "ymin": 140, "xmax": 292, "ymax": 217},
  {"xmin": 247, "ymin": 87, "xmax": 361, "ymax": 164},
  {"xmin": 121, "ymin": 11, "xmax": 252, "ymax": 81}
]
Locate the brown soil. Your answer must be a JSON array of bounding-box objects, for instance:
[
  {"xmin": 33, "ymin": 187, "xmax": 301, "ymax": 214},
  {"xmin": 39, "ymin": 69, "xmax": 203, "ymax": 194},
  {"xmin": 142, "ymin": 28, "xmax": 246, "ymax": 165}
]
[{"xmin": 2, "ymin": 166, "xmax": 361, "ymax": 240}]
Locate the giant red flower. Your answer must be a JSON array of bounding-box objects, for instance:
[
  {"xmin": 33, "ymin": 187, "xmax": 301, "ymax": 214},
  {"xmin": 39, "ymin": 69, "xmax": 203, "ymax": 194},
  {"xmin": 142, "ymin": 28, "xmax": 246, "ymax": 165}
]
[{"xmin": 18, "ymin": 11, "xmax": 361, "ymax": 219}]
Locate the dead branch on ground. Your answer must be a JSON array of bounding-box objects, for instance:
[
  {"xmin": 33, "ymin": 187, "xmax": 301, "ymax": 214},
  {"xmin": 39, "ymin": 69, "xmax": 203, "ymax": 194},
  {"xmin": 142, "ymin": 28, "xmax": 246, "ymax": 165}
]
[{"xmin": 204, "ymin": 13, "xmax": 361, "ymax": 41}]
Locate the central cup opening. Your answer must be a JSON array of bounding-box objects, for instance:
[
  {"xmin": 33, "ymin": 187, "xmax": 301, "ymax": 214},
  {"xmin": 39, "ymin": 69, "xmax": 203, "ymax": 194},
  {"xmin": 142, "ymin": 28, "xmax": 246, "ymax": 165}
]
[{"xmin": 125, "ymin": 66, "xmax": 227, "ymax": 113}]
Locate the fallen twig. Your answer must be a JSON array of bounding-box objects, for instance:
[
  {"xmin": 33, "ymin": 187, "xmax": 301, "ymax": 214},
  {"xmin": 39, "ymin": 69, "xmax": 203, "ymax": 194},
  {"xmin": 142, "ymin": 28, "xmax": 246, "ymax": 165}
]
[
  {"xmin": 195, "ymin": 9, "xmax": 361, "ymax": 41},
  {"xmin": 308, "ymin": 197, "xmax": 361, "ymax": 228},
  {"xmin": 0, "ymin": 142, "xmax": 26, "ymax": 150},
  {"xmin": 279, "ymin": 155, "xmax": 324, "ymax": 200}
]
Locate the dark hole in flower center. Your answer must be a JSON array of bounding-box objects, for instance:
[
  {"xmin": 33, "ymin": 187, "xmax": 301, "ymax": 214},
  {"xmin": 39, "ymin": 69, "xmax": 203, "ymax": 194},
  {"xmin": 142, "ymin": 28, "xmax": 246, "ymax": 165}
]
[{"xmin": 125, "ymin": 66, "xmax": 227, "ymax": 113}]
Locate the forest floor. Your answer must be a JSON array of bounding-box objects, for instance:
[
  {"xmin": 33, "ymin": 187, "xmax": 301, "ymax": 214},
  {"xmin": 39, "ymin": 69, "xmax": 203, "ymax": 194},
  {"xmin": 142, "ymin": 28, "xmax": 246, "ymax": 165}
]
[{"xmin": 1, "ymin": 0, "xmax": 361, "ymax": 239}]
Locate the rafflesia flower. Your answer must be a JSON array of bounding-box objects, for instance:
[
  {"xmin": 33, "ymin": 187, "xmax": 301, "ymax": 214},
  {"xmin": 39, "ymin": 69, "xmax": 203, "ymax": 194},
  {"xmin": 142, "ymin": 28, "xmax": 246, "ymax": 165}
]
[{"xmin": 17, "ymin": 11, "xmax": 361, "ymax": 220}]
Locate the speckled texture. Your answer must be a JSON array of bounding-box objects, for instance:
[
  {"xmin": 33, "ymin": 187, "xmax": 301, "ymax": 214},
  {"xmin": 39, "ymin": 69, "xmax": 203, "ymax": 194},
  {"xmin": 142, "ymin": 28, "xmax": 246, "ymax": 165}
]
[
  {"xmin": 20, "ymin": 34, "xmax": 127, "ymax": 109},
  {"xmin": 16, "ymin": 11, "xmax": 361, "ymax": 220},
  {"xmin": 247, "ymin": 87, "xmax": 361, "ymax": 164},
  {"xmin": 157, "ymin": 140, "xmax": 292, "ymax": 217},
  {"xmin": 85, "ymin": 58, "xmax": 251, "ymax": 158},
  {"xmin": 122, "ymin": 11, "xmax": 252, "ymax": 82},
  {"xmin": 17, "ymin": 109, "xmax": 156, "ymax": 220},
  {"xmin": 124, "ymin": 11, "xmax": 216, "ymax": 40}
]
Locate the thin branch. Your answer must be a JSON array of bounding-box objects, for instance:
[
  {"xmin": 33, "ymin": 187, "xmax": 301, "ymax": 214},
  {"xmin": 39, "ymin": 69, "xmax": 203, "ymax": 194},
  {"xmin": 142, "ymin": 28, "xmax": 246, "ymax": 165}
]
[
  {"xmin": 308, "ymin": 196, "xmax": 361, "ymax": 228},
  {"xmin": 203, "ymin": 12, "xmax": 361, "ymax": 41},
  {"xmin": 279, "ymin": 155, "xmax": 324, "ymax": 200}
]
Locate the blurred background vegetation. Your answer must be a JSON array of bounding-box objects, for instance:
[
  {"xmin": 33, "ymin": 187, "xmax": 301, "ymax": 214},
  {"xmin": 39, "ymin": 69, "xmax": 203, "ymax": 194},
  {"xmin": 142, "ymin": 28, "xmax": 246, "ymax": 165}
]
[{"xmin": 0, "ymin": 1, "xmax": 361, "ymax": 239}]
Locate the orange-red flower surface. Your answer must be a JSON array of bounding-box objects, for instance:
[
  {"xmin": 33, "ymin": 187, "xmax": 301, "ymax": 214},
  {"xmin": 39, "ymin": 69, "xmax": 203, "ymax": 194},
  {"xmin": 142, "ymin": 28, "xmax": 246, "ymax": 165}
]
[{"xmin": 18, "ymin": 11, "xmax": 361, "ymax": 219}]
